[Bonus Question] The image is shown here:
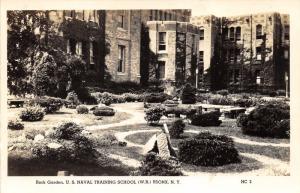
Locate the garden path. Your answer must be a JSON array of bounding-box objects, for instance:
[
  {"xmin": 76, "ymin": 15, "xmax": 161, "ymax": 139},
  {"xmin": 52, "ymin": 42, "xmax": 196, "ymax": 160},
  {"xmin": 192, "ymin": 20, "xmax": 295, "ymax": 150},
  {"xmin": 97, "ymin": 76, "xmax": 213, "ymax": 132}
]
[
  {"xmin": 111, "ymin": 129, "xmax": 290, "ymax": 176},
  {"xmin": 86, "ymin": 102, "xmax": 146, "ymax": 130}
]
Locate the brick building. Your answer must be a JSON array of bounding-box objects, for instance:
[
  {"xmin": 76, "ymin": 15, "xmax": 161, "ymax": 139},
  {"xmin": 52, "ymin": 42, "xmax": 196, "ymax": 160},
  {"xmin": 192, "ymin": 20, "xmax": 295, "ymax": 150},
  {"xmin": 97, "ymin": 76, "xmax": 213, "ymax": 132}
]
[{"xmin": 191, "ymin": 12, "xmax": 290, "ymax": 91}]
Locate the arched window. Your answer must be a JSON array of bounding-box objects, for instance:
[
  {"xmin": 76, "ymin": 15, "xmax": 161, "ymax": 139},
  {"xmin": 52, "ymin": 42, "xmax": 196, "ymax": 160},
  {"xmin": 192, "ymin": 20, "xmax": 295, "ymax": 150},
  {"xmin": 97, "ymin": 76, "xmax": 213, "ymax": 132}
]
[
  {"xmin": 236, "ymin": 27, "xmax": 241, "ymax": 41},
  {"xmin": 229, "ymin": 27, "xmax": 235, "ymax": 41},
  {"xmin": 256, "ymin": 24, "xmax": 263, "ymax": 39}
]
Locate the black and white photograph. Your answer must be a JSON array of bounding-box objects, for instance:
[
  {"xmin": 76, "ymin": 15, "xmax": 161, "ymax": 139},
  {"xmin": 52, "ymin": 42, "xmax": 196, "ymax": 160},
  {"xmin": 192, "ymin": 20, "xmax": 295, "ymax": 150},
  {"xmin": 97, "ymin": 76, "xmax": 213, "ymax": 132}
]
[{"xmin": 1, "ymin": 0, "xmax": 300, "ymax": 192}]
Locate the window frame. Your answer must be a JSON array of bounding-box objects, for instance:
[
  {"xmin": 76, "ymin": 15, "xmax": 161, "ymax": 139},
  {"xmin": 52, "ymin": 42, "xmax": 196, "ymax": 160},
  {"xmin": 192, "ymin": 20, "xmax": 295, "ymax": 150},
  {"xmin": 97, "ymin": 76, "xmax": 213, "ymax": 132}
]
[
  {"xmin": 158, "ymin": 32, "xmax": 167, "ymax": 52},
  {"xmin": 229, "ymin": 27, "xmax": 235, "ymax": 41},
  {"xmin": 256, "ymin": 46, "xmax": 262, "ymax": 61},
  {"xmin": 235, "ymin": 26, "xmax": 241, "ymax": 41},
  {"xmin": 256, "ymin": 24, "xmax": 263, "ymax": 39},
  {"xmin": 199, "ymin": 51, "xmax": 204, "ymax": 63},
  {"xmin": 199, "ymin": 29, "xmax": 204, "ymax": 40},
  {"xmin": 117, "ymin": 45, "xmax": 126, "ymax": 73}
]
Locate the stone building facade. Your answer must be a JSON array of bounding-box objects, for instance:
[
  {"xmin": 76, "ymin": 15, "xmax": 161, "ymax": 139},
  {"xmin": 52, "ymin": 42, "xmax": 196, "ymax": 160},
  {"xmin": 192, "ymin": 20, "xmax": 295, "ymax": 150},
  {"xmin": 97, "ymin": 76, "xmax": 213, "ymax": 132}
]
[
  {"xmin": 147, "ymin": 21, "xmax": 201, "ymax": 85},
  {"xmin": 191, "ymin": 12, "xmax": 290, "ymax": 91}
]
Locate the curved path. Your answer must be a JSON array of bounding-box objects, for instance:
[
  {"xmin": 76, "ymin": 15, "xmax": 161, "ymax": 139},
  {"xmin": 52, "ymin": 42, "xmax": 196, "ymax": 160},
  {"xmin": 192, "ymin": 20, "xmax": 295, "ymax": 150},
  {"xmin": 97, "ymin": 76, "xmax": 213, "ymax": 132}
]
[
  {"xmin": 111, "ymin": 129, "xmax": 289, "ymax": 176},
  {"xmin": 86, "ymin": 102, "xmax": 146, "ymax": 130}
]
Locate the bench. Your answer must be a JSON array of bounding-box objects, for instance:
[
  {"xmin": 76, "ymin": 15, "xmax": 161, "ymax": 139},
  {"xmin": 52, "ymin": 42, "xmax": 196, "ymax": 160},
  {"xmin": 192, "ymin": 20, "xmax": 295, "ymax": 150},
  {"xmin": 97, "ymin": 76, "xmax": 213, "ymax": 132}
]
[{"xmin": 8, "ymin": 100, "xmax": 25, "ymax": 108}]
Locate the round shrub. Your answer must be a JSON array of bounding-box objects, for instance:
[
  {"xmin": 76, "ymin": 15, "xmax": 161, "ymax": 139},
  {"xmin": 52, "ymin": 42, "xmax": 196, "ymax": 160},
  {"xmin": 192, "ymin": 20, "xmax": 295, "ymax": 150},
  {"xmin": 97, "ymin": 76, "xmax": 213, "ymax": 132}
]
[
  {"xmin": 144, "ymin": 93, "xmax": 171, "ymax": 103},
  {"xmin": 178, "ymin": 132, "xmax": 241, "ymax": 166},
  {"xmin": 138, "ymin": 152, "xmax": 183, "ymax": 176},
  {"xmin": 207, "ymin": 94, "xmax": 234, "ymax": 105},
  {"xmin": 8, "ymin": 120, "xmax": 24, "ymax": 130},
  {"xmin": 144, "ymin": 106, "xmax": 165, "ymax": 125},
  {"xmin": 181, "ymin": 83, "xmax": 196, "ymax": 104},
  {"xmin": 234, "ymin": 98, "xmax": 255, "ymax": 107},
  {"xmin": 236, "ymin": 113, "xmax": 248, "ymax": 127},
  {"xmin": 190, "ymin": 111, "xmax": 222, "ymax": 126},
  {"xmin": 50, "ymin": 122, "xmax": 84, "ymax": 140},
  {"xmin": 19, "ymin": 106, "xmax": 45, "ymax": 121},
  {"xmin": 29, "ymin": 96, "xmax": 64, "ymax": 114},
  {"xmin": 240, "ymin": 103, "xmax": 290, "ymax": 138},
  {"xmin": 169, "ymin": 119, "xmax": 185, "ymax": 138},
  {"xmin": 76, "ymin": 105, "xmax": 89, "ymax": 114},
  {"xmin": 93, "ymin": 106, "xmax": 115, "ymax": 116}
]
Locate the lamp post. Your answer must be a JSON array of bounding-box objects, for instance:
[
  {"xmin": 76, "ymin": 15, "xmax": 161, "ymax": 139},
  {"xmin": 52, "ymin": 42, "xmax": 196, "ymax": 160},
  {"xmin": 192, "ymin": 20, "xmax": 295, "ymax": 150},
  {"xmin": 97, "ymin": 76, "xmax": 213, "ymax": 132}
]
[
  {"xmin": 196, "ymin": 68, "xmax": 199, "ymax": 89},
  {"xmin": 285, "ymin": 72, "xmax": 289, "ymax": 98}
]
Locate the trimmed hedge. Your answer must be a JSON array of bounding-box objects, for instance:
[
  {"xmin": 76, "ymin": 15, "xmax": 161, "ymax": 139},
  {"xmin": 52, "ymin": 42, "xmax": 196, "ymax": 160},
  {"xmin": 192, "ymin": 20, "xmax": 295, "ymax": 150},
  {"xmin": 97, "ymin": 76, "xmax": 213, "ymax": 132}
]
[
  {"xmin": 240, "ymin": 103, "xmax": 290, "ymax": 138},
  {"xmin": 93, "ymin": 106, "xmax": 115, "ymax": 116},
  {"xmin": 169, "ymin": 119, "xmax": 185, "ymax": 138},
  {"xmin": 8, "ymin": 120, "xmax": 24, "ymax": 130},
  {"xmin": 181, "ymin": 83, "xmax": 196, "ymax": 104},
  {"xmin": 65, "ymin": 91, "xmax": 80, "ymax": 108},
  {"xmin": 144, "ymin": 106, "xmax": 165, "ymax": 125},
  {"xmin": 19, "ymin": 106, "xmax": 45, "ymax": 122},
  {"xmin": 144, "ymin": 93, "xmax": 171, "ymax": 103},
  {"xmin": 138, "ymin": 152, "xmax": 183, "ymax": 176},
  {"xmin": 178, "ymin": 132, "xmax": 241, "ymax": 166},
  {"xmin": 76, "ymin": 105, "xmax": 89, "ymax": 114},
  {"xmin": 191, "ymin": 111, "xmax": 222, "ymax": 126}
]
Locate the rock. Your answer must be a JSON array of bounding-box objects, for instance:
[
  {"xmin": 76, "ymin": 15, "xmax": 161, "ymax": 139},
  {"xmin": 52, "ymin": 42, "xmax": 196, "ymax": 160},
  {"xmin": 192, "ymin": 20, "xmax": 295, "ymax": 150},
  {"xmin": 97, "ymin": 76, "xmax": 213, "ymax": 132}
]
[
  {"xmin": 34, "ymin": 134, "xmax": 44, "ymax": 142},
  {"xmin": 47, "ymin": 142, "xmax": 62, "ymax": 149},
  {"xmin": 143, "ymin": 134, "xmax": 157, "ymax": 155}
]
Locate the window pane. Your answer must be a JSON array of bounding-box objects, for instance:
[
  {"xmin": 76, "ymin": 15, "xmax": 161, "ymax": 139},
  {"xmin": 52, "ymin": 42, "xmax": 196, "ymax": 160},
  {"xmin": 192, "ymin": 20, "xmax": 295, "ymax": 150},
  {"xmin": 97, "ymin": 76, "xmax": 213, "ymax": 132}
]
[
  {"xmin": 236, "ymin": 27, "xmax": 241, "ymax": 40},
  {"xmin": 230, "ymin": 27, "xmax": 235, "ymax": 41},
  {"xmin": 256, "ymin": 24, "xmax": 262, "ymax": 39},
  {"xmin": 158, "ymin": 61, "xmax": 165, "ymax": 79},
  {"xmin": 159, "ymin": 32, "xmax": 166, "ymax": 51},
  {"xmin": 199, "ymin": 51, "xmax": 204, "ymax": 62},
  {"xmin": 200, "ymin": 29, "xmax": 204, "ymax": 40},
  {"xmin": 118, "ymin": 45, "xmax": 125, "ymax": 72}
]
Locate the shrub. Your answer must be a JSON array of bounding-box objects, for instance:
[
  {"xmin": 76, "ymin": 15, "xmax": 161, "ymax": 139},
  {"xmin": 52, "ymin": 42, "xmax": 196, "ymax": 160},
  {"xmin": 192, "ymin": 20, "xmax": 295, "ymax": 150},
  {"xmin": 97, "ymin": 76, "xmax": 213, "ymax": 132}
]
[
  {"xmin": 181, "ymin": 83, "xmax": 196, "ymax": 104},
  {"xmin": 207, "ymin": 94, "xmax": 234, "ymax": 106},
  {"xmin": 122, "ymin": 93, "xmax": 143, "ymax": 102},
  {"xmin": 164, "ymin": 106, "xmax": 197, "ymax": 118},
  {"xmin": 8, "ymin": 120, "xmax": 24, "ymax": 130},
  {"xmin": 236, "ymin": 113, "xmax": 248, "ymax": 127},
  {"xmin": 49, "ymin": 122, "xmax": 84, "ymax": 140},
  {"xmin": 240, "ymin": 103, "xmax": 290, "ymax": 138},
  {"xmin": 178, "ymin": 132, "xmax": 241, "ymax": 166},
  {"xmin": 96, "ymin": 133, "xmax": 119, "ymax": 146},
  {"xmin": 138, "ymin": 152, "xmax": 183, "ymax": 176},
  {"xmin": 75, "ymin": 87, "xmax": 98, "ymax": 105},
  {"xmin": 76, "ymin": 105, "xmax": 89, "ymax": 114},
  {"xmin": 163, "ymin": 100, "xmax": 179, "ymax": 107},
  {"xmin": 276, "ymin": 89, "xmax": 286, "ymax": 96},
  {"xmin": 144, "ymin": 106, "xmax": 165, "ymax": 125},
  {"xmin": 169, "ymin": 119, "xmax": 185, "ymax": 138},
  {"xmin": 93, "ymin": 106, "xmax": 115, "ymax": 116},
  {"xmin": 19, "ymin": 106, "xmax": 45, "ymax": 122},
  {"xmin": 234, "ymin": 98, "xmax": 255, "ymax": 107},
  {"xmin": 216, "ymin": 89, "xmax": 229, "ymax": 96},
  {"xmin": 144, "ymin": 93, "xmax": 171, "ymax": 103},
  {"xmin": 191, "ymin": 111, "xmax": 222, "ymax": 126},
  {"xmin": 29, "ymin": 96, "xmax": 64, "ymax": 114},
  {"xmin": 65, "ymin": 91, "xmax": 80, "ymax": 108}
]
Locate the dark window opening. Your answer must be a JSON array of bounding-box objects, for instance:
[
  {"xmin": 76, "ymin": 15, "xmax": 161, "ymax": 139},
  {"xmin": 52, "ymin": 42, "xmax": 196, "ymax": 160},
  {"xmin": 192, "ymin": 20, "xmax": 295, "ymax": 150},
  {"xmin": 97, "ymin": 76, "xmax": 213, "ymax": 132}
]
[
  {"xmin": 236, "ymin": 27, "xmax": 241, "ymax": 41},
  {"xmin": 118, "ymin": 45, "xmax": 125, "ymax": 73},
  {"xmin": 157, "ymin": 61, "xmax": 166, "ymax": 79},
  {"xmin": 199, "ymin": 51, "xmax": 204, "ymax": 62},
  {"xmin": 256, "ymin": 24, "xmax": 263, "ymax": 39},
  {"xmin": 229, "ymin": 27, "xmax": 235, "ymax": 41},
  {"xmin": 256, "ymin": 46, "xmax": 262, "ymax": 60},
  {"xmin": 200, "ymin": 29, "xmax": 204, "ymax": 40},
  {"xmin": 158, "ymin": 32, "xmax": 166, "ymax": 51},
  {"xmin": 118, "ymin": 15, "xmax": 124, "ymax": 28}
]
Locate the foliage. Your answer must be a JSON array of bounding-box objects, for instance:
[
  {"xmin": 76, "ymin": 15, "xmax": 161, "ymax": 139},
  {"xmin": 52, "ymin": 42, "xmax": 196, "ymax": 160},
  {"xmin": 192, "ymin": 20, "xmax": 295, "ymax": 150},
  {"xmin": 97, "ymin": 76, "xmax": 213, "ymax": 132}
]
[
  {"xmin": 19, "ymin": 106, "xmax": 45, "ymax": 121},
  {"xmin": 207, "ymin": 94, "xmax": 235, "ymax": 106},
  {"xmin": 29, "ymin": 96, "xmax": 64, "ymax": 114},
  {"xmin": 164, "ymin": 106, "xmax": 197, "ymax": 118},
  {"xmin": 236, "ymin": 113, "xmax": 248, "ymax": 127},
  {"xmin": 178, "ymin": 132, "xmax": 241, "ymax": 166},
  {"xmin": 49, "ymin": 122, "xmax": 84, "ymax": 140},
  {"xmin": 216, "ymin": 89, "xmax": 229, "ymax": 96},
  {"xmin": 96, "ymin": 133, "xmax": 119, "ymax": 147},
  {"xmin": 144, "ymin": 92, "xmax": 171, "ymax": 103},
  {"xmin": 93, "ymin": 106, "xmax": 115, "ymax": 116},
  {"xmin": 138, "ymin": 152, "xmax": 183, "ymax": 176},
  {"xmin": 65, "ymin": 91, "xmax": 81, "ymax": 108},
  {"xmin": 191, "ymin": 111, "xmax": 222, "ymax": 126},
  {"xmin": 8, "ymin": 120, "xmax": 24, "ymax": 130},
  {"xmin": 169, "ymin": 119, "xmax": 185, "ymax": 139},
  {"xmin": 240, "ymin": 103, "xmax": 290, "ymax": 138},
  {"xmin": 144, "ymin": 106, "xmax": 165, "ymax": 125},
  {"xmin": 181, "ymin": 83, "xmax": 196, "ymax": 104},
  {"xmin": 163, "ymin": 100, "xmax": 179, "ymax": 107},
  {"xmin": 76, "ymin": 105, "xmax": 89, "ymax": 114},
  {"xmin": 75, "ymin": 87, "xmax": 98, "ymax": 105},
  {"xmin": 234, "ymin": 98, "xmax": 255, "ymax": 107}
]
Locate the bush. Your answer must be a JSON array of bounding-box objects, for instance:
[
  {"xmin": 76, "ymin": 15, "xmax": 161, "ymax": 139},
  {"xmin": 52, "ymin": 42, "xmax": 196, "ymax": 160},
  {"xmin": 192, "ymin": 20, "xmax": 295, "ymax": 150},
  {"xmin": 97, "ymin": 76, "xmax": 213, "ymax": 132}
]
[
  {"xmin": 93, "ymin": 106, "xmax": 115, "ymax": 116},
  {"xmin": 191, "ymin": 111, "xmax": 222, "ymax": 126},
  {"xmin": 216, "ymin": 89, "xmax": 229, "ymax": 96},
  {"xmin": 144, "ymin": 106, "xmax": 165, "ymax": 125},
  {"xmin": 8, "ymin": 120, "xmax": 24, "ymax": 130},
  {"xmin": 207, "ymin": 94, "xmax": 234, "ymax": 106},
  {"xmin": 169, "ymin": 119, "xmax": 185, "ymax": 138},
  {"xmin": 92, "ymin": 92, "xmax": 126, "ymax": 104},
  {"xmin": 65, "ymin": 91, "xmax": 80, "ymax": 108},
  {"xmin": 19, "ymin": 106, "xmax": 45, "ymax": 122},
  {"xmin": 49, "ymin": 122, "xmax": 84, "ymax": 140},
  {"xmin": 234, "ymin": 98, "xmax": 255, "ymax": 107},
  {"xmin": 144, "ymin": 93, "xmax": 171, "ymax": 103},
  {"xmin": 138, "ymin": 152, "xmax": 183, "ymax": 176},
  {"xmin": 96, "ymin": 133, "xmax": 119, "ymax": 146},
  {"xmin": 76, "ymin": 105, "xmax": 89, "ymax": 114},
  {"xmin": 122, "ymin": 93, "xmax": 144, "ymax": 102},
  {"xmin": 236, "ymin": 113, "xmax": 248, "ymax": 127},
  {"xmin": 276, "ymin": 89, "xmax": 286, "ymax": 96},
  {"xmin": 181, "ymin": 83, "xmax": 196, "ymax": 104},
  {"xmin": 178, "ymin": 132, "xmax": 241, "ymax": 166},
  {"xmin": 240, "ymin": 103, "xmax": 290, "ymax": 138},
  {"xmin": 29, "ymin": 96, "xmax": 64, "ymax": 114},
  {"xmin": 163, "ymin": 100, "xmax": 179, "ymax": 107}
]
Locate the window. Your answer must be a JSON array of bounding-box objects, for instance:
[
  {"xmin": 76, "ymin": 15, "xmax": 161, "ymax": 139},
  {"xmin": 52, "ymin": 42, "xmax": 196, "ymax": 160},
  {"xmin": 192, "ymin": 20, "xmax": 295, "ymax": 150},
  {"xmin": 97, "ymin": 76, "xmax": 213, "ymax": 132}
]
[
  {"xmin": 256, "ymin": 24, "xmax": 263, "ymax": 39},
  {"xmin": 229, "ymin": 27, "xmax": 235, "ymax": 41},
  {"xmin": 118, "ymin": 15, "xmax": 124, "ymax": 28},
  {"xmin": 76, "ymin": 41, "xmax": 82, "ymax": 56},
  {"xmin": 199, "ymin": 51, "xmax": 204, "ymax": 62},
  {"xmin": 155, "ymin": 10, "xmax": 158, "ymax": 20},
  {"xmin": 200, "ymin": 29, "xmax": 204, "ymax": 40},
  {"xmin": 284, "ymin": 50, "xmax": 289, "ymax": 59},
  {"xmin": 158, "ymin": 32, "xmax": 166, "ymax": 51},
  {"xmin": 157, "ymin": 61, "xmax": 166, "ymax": 79},
  {"xmin": 236, "ymin": 27, "xmax": 241, "ymax": 41},
  {"xmin": 255, "ymin": 70, "xmax": 261, "ymax": 84},
  {"xmin": 149, "ymin": 10, "xmax": 153, "ymax": 21},
  {"xmin": 159, "ymin": 10, "xmax": 163, "ymax": 20},
  {"xmin": 284, "ymin": 25, "xmax": 289, "ymax": 40},
  {"xmin": 164, "ymin": 12, "xmax": 167, "ymax": 21},
  {"xmin": 256, "ymin": 46, "xmax": 262, "ymax": 60},
  {"xmin": 89, "ymin": 42, "xmax": 95, "ymax": 68},
  {"xmin": 118, "ymin": 45, "xmax": 125, "ymax": 73}
]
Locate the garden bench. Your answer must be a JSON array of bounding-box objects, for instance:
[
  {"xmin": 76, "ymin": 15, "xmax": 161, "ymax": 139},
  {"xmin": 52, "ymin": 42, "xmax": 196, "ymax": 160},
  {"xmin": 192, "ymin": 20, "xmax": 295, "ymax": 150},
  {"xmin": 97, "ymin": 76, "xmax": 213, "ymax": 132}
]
[
  {"xmin": 223, "ymin": 107, "xmax": 246, "ymax": 119},
  {"xmin": 8, "ymin": 99, "xmax": 25, "ymax": 108}
]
